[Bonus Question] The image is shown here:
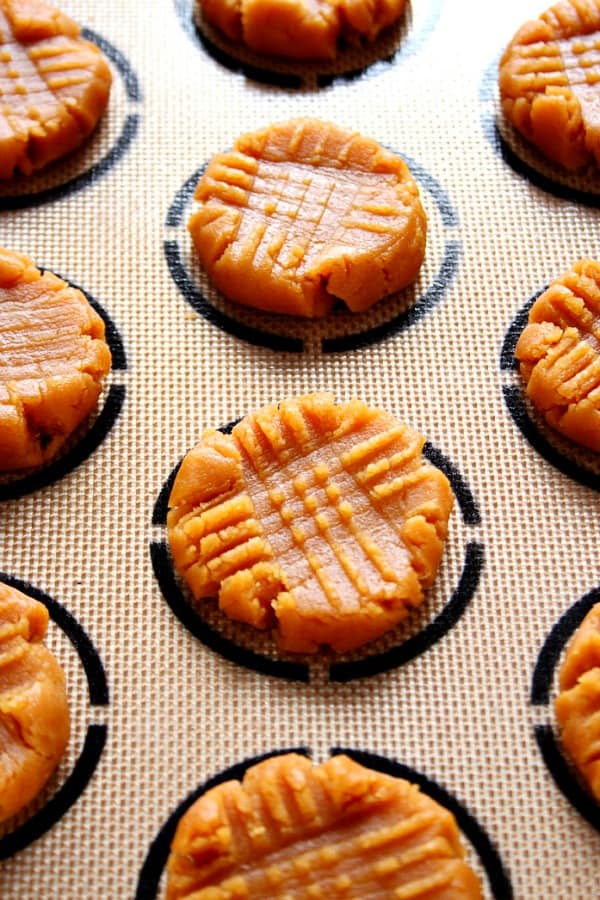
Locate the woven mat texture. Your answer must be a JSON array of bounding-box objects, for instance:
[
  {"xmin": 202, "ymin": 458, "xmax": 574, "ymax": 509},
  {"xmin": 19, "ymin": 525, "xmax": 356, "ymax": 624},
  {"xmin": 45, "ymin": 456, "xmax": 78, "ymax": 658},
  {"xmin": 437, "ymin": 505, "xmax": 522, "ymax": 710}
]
[{"xmin": 0, "ymin": 0, "xmax": 599, "ymax": 897}]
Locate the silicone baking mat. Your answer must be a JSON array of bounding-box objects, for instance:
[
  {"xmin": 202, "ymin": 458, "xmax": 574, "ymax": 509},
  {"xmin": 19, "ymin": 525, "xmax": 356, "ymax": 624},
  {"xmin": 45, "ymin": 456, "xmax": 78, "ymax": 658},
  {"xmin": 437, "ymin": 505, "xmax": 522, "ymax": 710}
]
[{"xmin": 0, "ymin": 0, "xmax": 599, "ymax": 897}]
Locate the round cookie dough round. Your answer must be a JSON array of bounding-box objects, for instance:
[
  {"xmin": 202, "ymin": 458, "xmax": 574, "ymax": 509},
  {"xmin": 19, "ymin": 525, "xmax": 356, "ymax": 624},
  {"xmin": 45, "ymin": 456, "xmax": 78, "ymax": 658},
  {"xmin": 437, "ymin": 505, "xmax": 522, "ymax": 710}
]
[
  {"xmin": 499, "ymin": 0, "xmax": 600, "ymax": 171},
  {"xmin": 0, "ymin": 0, "xmax": 112, "ymax": 178},
  {"xmin": 0, "ymin": 247, "xmax": 112, "ymax": 470},
  {"xmin": 195, "ymin": 0, "xmax": 407, "ymax": 60},
  {"xmin": 514, "ymin": 258, "xmax": 600, "ymax": 452},
  {"xmin": 167, "ymin": 392, "xmax": 454, "ymax": 654},
  {"xmin": 0, "ymin": 581, "xmax": 70, "ymax": 823},
  {"xmin": 188, "ymin": 118, "xmax": 427, "ymax": 318},
  {"xmin": 166, "ymin": 753, "xmax": 483, "ymax": 899},
  {"xmin": 555, "ymin": 603, "xmax": 600, "ymax": 801}
]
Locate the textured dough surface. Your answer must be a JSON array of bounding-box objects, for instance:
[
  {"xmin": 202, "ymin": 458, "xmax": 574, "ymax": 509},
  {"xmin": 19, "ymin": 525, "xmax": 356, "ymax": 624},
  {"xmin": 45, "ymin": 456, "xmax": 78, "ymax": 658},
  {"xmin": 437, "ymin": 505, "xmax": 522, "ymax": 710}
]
[
  {"xmin": 555, "ymin": 603, "xmax": 600, "ymax": 801},
  {"xmin": 0, "ymin": 246, "xmax": 112, "ymax": 470},
  {"xmin": 0, "ymin": 0, "xmax": 112, "ymax": 178},
  {"xmin": 188, "ymin": 118, "xmax": 426, "ymax": 318},
  {"xmin": 0, "ymin": 581, "xmax": 70, "ymax": 824},
  {"xmin": 499, "ymin": 0, "xmax": 600, "ymax": 170},
  {"xmin": 195, "ymin": 0, "xmax": 407, "ymax": 60},
  {"xmin": 167, "ymin": 393, "xmax": 453, "ymax": 654},
  {"xmin": 166, "ymin": 753, "xmax": 483, "ymax": 899},
  {"xmin": 514, "ymin": 258, "xmax": 600, "ymax": 451}
]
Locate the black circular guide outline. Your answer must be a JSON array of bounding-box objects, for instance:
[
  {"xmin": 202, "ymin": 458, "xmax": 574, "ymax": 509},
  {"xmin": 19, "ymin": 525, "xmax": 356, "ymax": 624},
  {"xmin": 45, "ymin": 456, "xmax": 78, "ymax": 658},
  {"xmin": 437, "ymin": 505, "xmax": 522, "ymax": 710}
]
[
  {"xmin": 0, "ymin": 277, "xmax": 127, "ymax": 502},
  {"xmin": 173, "ymin": 0, "xmax": 444, "ymax": 88},
  {"xmin": 500, "ymin": 292, "xmax": 600, "ymax": 494},
  {"xmin": 135, "ymin": 746, "xmax": 512, "ymax": 899},
  {"xmin": 164, "ymin": 155, "xmax": 460, "ymax": 353},
  {"xmin": 151, "ymin": 435, "xmax": 483, "ymax": 683},
  {"xmin": 530, "ymin": 587, "xmax": 600, "ymax": 833},
  {"xmin": 0, "ymin": 30, "xmax": 142, "ymax": 211},
  {"xmin": 479, "ymin": 59, "xmax": 600, "ymax": 209},
  {"xmin": 0, "ymin": 573, "xmax": 108, "ymax": 859}
]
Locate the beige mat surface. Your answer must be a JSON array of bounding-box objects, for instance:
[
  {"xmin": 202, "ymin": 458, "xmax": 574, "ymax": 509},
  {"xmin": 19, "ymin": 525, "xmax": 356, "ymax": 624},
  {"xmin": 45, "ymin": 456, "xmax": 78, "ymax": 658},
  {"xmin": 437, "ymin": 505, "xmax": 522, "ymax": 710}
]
[{"xmin": 0, "ymin": 0, "xmax": 599, "ymax": 897}]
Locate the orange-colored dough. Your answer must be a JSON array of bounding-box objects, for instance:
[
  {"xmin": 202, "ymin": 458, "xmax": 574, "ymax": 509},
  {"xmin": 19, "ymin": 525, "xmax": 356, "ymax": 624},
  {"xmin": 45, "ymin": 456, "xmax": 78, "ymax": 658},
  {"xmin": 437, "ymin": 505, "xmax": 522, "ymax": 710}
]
[
  {"xmin": 514, "ymin": 258, "xmax": 600, "ymax": 452},
  {"xmin": 0, "ymin": 247, "xmax": 112, "ymax": 470},
  {"xmin": 166, "ymin": 753, "xmax": 483, "ymax": 899},
  {"xmin": 195, "ymin": 0, "xmax": 407, "ymax": 60},
  {"xmin": 0, "ymin": 582, "xmax": 70, "ymax": 823},
  {"xmin": 499, "ymin": 0, "xmax": 600, "ymax": 170},
  {"xmin": 0, "ymin": 0, "xmax": 112, "ymax": 178},
  {"xmin": 555, "ymin": 603, "xmax": 600, "ymax": 801},
  {"xmin": 188, "ymin": 118, "xmax": 426, "ymax": 318},
  {"xmin": 167, "ymin": 393, "xmax": 453, "ymax": 654}
]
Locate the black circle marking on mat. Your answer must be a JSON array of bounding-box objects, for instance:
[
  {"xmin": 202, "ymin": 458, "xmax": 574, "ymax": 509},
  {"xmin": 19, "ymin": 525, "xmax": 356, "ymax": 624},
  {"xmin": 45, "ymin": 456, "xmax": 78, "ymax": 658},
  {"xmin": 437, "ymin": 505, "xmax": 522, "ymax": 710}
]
[
  {"xmin": 0, "ymin": 279, "xmax": 127, "ymax": 502},
  {"xmin": 0, "ymin": 31, "xmax": 141, "ymax": 211},
  {"xmin": 0, "ymin": 574, "xmax": 109, "ymax": 858},
  {"xmin": 84, "ymin": 29, "xmax": 142, "ymax": 103},
  {"xmin": 0, "ymin": 724, "xmax": 108, "ymax": 861},
  {"xmin": 149, "ymin": 539, "xmax": 310, "ymax": 682},
  {"xmin": 534, "ymin": 725, "xmax": 600, "ymax": 833},
  {"xmin": 0, "ymin": 573, "xmax": 109, "ymax": 705},
  {"xmin": 479, "ymin": 59, "xmax": 600, "ymax": 209},
  {"xmin": 500, "ymin": 296, "xmax": 600, "ymax": 493},
  {"xmin": 329, "ymin": 540, "xmax": 483, "ymax": 681},
  {"xmin": 332, "ymin": 748, "xmax": 514, "ymax": 899},
  {"xmin": 165, "ymin": 155, "xmax": 460, "ymax": 353},
  {"xmin": 151, "ymin": 442, "xmax": 483, "ymax": 683},
  {"xmin": 499, "ymin": 290, "xmax": 543, "ymax": 372},
  {"xmin": 530, "ymin": 588, "xmax": 600, "ymax": 832},
  {"xmin": 151, "ymin": 421, "xmax": 237, "ymax": 527},
  {"xmin": 531, "ymin": 587, "xmax": 600, "ymax": 707},
  {"xmin": 422, "ymin": 441, "xmax": 481, "ymax": 526},
  {"xmin": 135, "ymin": 744, "xmax": 512, "ymax": 900},
  {"xmin": 134, "ymin": 747, "xmax": 310, "ymax": 900},
  {"xmin": 173, "ymin": 0, "xmax": 443, "ymax": 89}
]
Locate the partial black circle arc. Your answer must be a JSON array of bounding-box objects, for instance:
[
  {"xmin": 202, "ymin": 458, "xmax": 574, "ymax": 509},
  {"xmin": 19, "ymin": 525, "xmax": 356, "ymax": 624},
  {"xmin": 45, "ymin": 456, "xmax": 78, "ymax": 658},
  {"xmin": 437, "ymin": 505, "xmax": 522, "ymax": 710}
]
[
  {"xmin": 0, "ymin": 280, "xmax": 127, "ymax": 502},
  {"xmin": 332, "ymin": 748, "xmax": 513, "ymax": 899},
  {"xmin": 479, "ymin": 59, "xmax": 600, "ymax": 209},
  {"xmin": 0, "ymin": 31, "xmax": 142, "ymax": 211},
  {"xmin": 534, "ymin": 724, "xmax": 600, "ymax": 833},
  {"xmin": 0, "ymin": 724, "xmax": 107, "ymax": 860},
  {"xmin": 150, "ymin": 539, "xmax": 309, "ymax": 682},
  {"xmin": 165, "ymin": 156, "xmax": 460, "ymax": 353},
  {"xmin": 151, "ymin": 419, "xmax": 238, "ymax": 527},
  {"xmin": 134, "ymin": 747, "xmax": 310, "ymax": 899},
  {"xmin": 173, "ymin": 0, "xmax": 444, "ymax": 89},
  {"xmin": 422, "ymin": 442, "xmax": 481, "ymax": 526},
  {"xmin": 330, "ymin": 540, "xmax": 483, "ymax": 682},
  {"xmin": 151, "ymin": 443, "xmax": 483, "ymax": 682},
  {"xmin": 530, "ymin": 587, "xmax": 600, "ymax": 833},
  {"xmin": 0, "ymin": 573, "xmax": 109, "ymax": 705},
  {"xmin": 501, "ymin": 297, "xmax": 600, "ymax": 493},
  {"xmin": 0, "ymin": 574, "xmax": 109, "ymax": 859},
  {"xmin": 531, "ymin": 586, "xmax": 600, "ymax": 706}
]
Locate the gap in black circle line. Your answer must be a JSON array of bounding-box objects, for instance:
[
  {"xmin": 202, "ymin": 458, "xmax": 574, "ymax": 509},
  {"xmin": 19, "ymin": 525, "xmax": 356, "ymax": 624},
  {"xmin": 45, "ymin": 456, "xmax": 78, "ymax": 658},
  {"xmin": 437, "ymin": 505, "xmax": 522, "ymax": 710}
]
[
  {"xmin": 134, "ymin": 745, "xmax": 512, "ymax": 900},
  {"xmin": 531, "ymin": 587, "xmax": 600, "ymax": 833},
  {"xmin": 150, "ymin": 429, "xmax": 483, "ymax": 683},
  {"xmin": 164, "ymin": 154, "xmax": 460, "ymax": 353},
  {"xmin": 500, "ymin": 291, "xmax": 600, "ymax": 493},
  {"xmin": 0, "ymin": 30, "xmax": 142, "ymax": 210},
  {"xmin": 173, "ymin": 0, "xmax": 443, "ymax": 88},
  {"xmin": 479, "ymin": 59, "xmax": 600, "ymax": 208},
  {"xmin": 0, "ymin": 573, "xmax": 108, "ymax": 859},
  {"xmin": 0, "ymin": 276, "xmax": 127, "ymax": 502}
]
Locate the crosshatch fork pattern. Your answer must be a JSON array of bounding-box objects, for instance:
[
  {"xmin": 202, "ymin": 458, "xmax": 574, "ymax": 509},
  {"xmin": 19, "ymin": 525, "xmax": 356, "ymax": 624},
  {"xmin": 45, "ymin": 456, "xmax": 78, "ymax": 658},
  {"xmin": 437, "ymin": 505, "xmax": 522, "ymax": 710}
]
[
  {"xmin": 190, "ymin": 119, "xmax": 424, "ymax": 315},
  {"xmin": 1, "ymin": 0, "xmax": 600, "ymax": 897},
  {"xmin": 167, "ymin": 396, "xmax": 452, "ymax": 654},
  {"xmin": 197, "ymin": 159, "xmax": 417, "ymax": 274}
]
